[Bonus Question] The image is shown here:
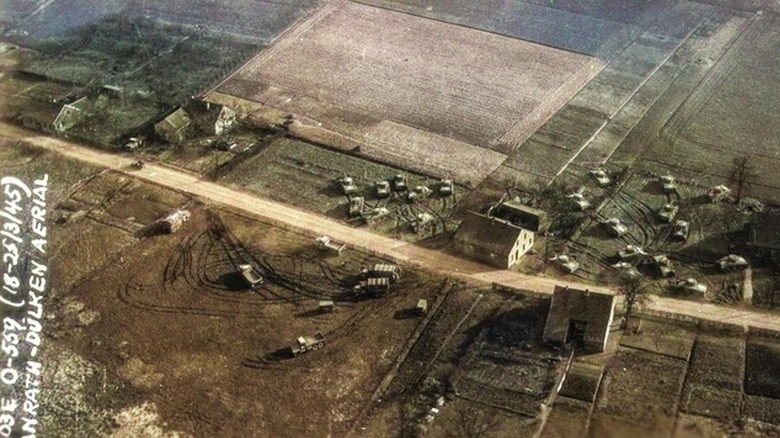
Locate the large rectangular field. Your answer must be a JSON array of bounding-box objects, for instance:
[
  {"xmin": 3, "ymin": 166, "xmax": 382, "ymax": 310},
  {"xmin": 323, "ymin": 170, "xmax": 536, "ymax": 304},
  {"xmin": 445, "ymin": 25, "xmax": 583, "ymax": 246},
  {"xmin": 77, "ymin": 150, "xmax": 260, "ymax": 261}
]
[
  {"xmin": 216, "ymin": 0, "xmax": 603, "ymax": 185},
  {"xmin": 356, "ymin": 0, "xmax": 678, "ymax": 60}
]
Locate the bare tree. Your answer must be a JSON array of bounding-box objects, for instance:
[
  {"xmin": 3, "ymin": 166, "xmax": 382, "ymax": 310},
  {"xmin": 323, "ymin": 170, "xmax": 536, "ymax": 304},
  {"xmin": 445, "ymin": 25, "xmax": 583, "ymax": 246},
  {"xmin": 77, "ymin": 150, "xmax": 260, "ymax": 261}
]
[
  {"xmin": 730, "ymin": 156, "xmax": 756, "ymax": 202},
  {"xmin": 443, "ymin": 402, "xmax": 502, "ymax": 438},
  {"xmin": 617, "ymin": 276, "xmax": 652, "ymax": 332}
]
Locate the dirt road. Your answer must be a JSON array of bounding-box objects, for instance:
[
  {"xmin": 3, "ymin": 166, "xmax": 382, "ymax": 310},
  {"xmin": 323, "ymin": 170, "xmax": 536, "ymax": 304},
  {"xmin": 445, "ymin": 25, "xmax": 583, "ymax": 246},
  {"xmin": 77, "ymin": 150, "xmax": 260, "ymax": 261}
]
[{"xmin": 4, "ymin": 122, "xmax": 780, "ymax": 331}]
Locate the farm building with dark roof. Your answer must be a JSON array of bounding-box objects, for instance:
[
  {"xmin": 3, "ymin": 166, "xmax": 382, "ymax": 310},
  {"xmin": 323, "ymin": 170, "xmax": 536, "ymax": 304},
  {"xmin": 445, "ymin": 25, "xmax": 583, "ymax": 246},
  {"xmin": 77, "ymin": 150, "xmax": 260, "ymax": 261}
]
[
  {"xmin": 543, "ymin": 285, "xmax": 616, "ymax": 353},
  {"xmin": 453, "ymin": 212, "xmax": 534, "ymax": 269},
  {"xmin": 154, "ymin": 108, "xmax": 193, "ymax": 144}
]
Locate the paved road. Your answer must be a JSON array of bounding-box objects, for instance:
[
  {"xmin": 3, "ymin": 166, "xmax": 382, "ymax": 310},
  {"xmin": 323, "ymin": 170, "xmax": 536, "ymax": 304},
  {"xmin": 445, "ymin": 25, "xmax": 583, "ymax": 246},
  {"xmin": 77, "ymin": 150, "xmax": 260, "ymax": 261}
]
[{"xmin": 4, "ymin": 121, "xmax": 780, "ymax": 331}]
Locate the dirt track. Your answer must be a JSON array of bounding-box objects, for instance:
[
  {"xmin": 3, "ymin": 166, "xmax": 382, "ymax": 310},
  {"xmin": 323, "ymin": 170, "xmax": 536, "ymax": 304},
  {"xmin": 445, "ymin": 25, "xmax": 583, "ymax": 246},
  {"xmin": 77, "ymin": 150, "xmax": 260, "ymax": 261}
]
[{"xmin": 4, "ymin": 121, "xmax": 780, "ymax": 331}]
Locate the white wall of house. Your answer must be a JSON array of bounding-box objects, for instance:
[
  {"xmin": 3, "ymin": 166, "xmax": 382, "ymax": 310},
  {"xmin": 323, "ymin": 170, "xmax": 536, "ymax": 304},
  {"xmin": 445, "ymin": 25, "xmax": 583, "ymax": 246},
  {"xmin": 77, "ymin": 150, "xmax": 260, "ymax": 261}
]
[{"xmin": 506, "ymin": 229, "xmax": 534, "ymax": 268}]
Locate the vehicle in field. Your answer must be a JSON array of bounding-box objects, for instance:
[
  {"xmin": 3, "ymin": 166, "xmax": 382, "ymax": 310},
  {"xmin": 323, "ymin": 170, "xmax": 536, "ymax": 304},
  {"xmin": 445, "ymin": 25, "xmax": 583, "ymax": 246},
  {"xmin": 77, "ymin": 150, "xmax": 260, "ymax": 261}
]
[
  {"xmin": 617, "ymin": 245, "xmax": 647, "ymax": 261},
  {"xmin": 407, "ymin": 185, "xmax": 432, "ymax": 202},
  {"xmin": 671, "ymin": 278, "xmax": 707, "ymax": 295},
  {"xmin": 604, "ymin": 218, "xmax": 627, "ymax": 237},
  {"xmin": 589, "ymin": 168, "xmax": 612, "ymax": 187},
  {"xmin": 289, "ymin": 332, "xmax": 325, "ymax": 356},
  {"xmin": 362, "ymin": 263, "xmax": 401, "ymax": 282},
  {"xmin": 647, "ymin": 254, "xmax": 675, "ymax": 278},
  {"xmin": 657, "ymin": 203, "xmax": 678, "ymax": 223},
  {"xmin": 411, "ymin": 212, "xmax": 435, "ymax": 234},
  {"xmin": 660, "ymin": 175, "xmax": 677, "ymax": 194},
  {"xmin": 239, "ymin": 264, "xmax": 263, "ymax": 288},
  {"xmin": 318, "ymin": 300, "xmax": 334, "ymax": 313},
  {"xmin": 375, "ymin": 180, "xmax": 391, "ymax": 198},
  {"xmin": 708, "ymin": 185, "xmax": 731, "ymax": 203},
  {"xmin": 566, "ymin": 188, "xmax": 590, "ymax": 211},
  {"xmin": 439, "ymin": 179, "xmax": 453, "ymax": 197},
  {"xmin": 348, "ymin": 196, "xmax": 365, "ymax": 217},
  {"xmin": 717, "ymin": 254, "xmax": 749, "ymax": 271},
  {"xmin": 361, "ymin": 207, "xmax": 390, "ymax": 224},
  {"xmin": 550, "ymin": 254, "xmax": 579, "ymax": 274},
  {"xmin": 338, "ymin": 176, "xmax": 357, "ymax": 196},
  {"xmin": 124, "ymin": 137, "xmax": 144, "ymax": 151},
  {"xmin": 214, "ymin": 140, "xmax": 237, "ymax": 151},
  {"xmin": 130, "ymin": 160, "xmax": 145, "ymax": 169},
  {"xmin": 416, "ymin": 299, "xmax": 428, "ymax": 316},
  {"xmin": 392, "ymin": 174, "xmax": 408, "ymax": 191},
  {"xmin": 611, "ymin": 262, "xmax": 641, "ymax": 279},
  {"xmin": 316, "ymin": 235, "xmax": 346, "ymax": 256},
  {"xmin": 671, "ymin": 219, "xmax": 690, "ymax": 242},
  {"xmin": 353, "ymin": 277, "xmax": 391, "ymax": 297}
]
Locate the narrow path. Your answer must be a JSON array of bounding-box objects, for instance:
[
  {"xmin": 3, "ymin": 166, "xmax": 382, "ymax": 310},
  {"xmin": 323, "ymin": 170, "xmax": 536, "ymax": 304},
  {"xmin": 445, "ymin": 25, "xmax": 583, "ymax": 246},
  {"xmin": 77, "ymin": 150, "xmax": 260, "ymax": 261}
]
[{"xmin": 3, "ymin": 122, "xmax": 780, "ymax": 331}]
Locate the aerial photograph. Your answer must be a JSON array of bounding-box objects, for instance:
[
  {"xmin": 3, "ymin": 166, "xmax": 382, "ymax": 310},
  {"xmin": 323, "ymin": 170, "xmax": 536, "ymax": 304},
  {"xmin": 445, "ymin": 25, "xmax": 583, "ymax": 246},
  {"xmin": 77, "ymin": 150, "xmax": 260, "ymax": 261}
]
[{"xmin": 1, "ymin": 0, "xmax": 780, "ymax": 436}]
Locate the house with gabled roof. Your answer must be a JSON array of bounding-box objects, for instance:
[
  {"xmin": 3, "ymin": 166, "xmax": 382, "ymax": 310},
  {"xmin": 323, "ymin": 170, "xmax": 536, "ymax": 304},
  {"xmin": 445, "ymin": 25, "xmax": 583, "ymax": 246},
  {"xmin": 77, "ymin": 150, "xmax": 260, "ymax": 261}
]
[
  {"xmin": 453, "ymin": 212, "xmax": 534, "ymax": 269},
  {"xmin": 154, "ymin": 107, "xmax": 193, "ymax": 144}
]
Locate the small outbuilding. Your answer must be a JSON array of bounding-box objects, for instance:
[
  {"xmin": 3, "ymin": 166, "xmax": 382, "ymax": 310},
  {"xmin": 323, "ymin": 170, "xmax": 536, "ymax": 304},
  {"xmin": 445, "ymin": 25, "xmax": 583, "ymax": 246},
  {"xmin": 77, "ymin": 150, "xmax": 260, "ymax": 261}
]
[
  {"xmin": 453, "ymin": 212, "xmax": 534, "ymax": 269},
  {"xmin": 543, "ymin": 285, "xmax": 616, "ymax": 353},
  {"xmin": 493, "ymin": 200, "xmax": 548, "ymax": 232}
]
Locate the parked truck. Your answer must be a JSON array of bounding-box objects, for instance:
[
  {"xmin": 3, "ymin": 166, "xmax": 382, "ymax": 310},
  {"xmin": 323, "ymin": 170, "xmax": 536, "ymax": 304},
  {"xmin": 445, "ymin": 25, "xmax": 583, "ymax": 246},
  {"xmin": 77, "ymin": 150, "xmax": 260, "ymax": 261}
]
[
  {"xmin": 362, "ymin": 263, "xmax": 401, "ymax": 283},
  {"xmin": 353, "ymin": 277, "xmax": 391, "ymax": 297},
  {"xmin": 316, "ymin": 235, "xmax": 346, "ymax": 256},
  {"xmin": 289, "ymin": 332, "xmax": 325, "ymax": 356},
  {"xmin": 239, "ymin": 264, "xmax": 263, "ymax": 288}
]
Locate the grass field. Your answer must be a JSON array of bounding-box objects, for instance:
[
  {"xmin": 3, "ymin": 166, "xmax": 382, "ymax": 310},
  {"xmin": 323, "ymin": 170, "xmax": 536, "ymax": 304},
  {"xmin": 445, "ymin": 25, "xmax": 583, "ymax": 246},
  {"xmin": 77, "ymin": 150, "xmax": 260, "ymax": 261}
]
[{"xmin": 217, "ymin": 0, "xmax": 602, "ymax": 185}]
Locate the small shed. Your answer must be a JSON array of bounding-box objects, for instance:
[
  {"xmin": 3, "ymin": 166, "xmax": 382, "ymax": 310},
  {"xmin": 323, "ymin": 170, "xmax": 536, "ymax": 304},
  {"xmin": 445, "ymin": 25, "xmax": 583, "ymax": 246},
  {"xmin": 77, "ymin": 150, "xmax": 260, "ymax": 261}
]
[
  {"xmin": 543, "ymin": 285, "xmax": 616, "ymax": 352},
  {"xmin": 154, "ymin": 108, "xmax": 193, "ymax": 144},
  {"xmin": 494, "ymin": 200, "xmax": 548, "ymax": 232},
  {"xmin": 453, "ymin": 212, "xmax": 534, "ymax": 269}
]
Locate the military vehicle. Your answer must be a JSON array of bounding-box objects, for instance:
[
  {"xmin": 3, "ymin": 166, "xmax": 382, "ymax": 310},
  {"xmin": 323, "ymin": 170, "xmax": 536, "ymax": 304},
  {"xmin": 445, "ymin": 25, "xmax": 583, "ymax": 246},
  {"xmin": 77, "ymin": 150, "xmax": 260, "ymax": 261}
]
[
  {"xmin": 611, "ymin": 262, "xmax": 641, "ymax": 279},
  {"xmin": 660, "ymin": 175, "xmax": 677, "ymax": 194},
  {"xmin": 416, "ymin": 299, "xmax": 428, "ymax": 316},
  {"xmin": 353, "ymin": 277, "xmax": 391, "ymax": 297},
  {"xmin": 289, "ymin": 332, "xmax": 325, "ymax": 356},
  {"xmin": 407, "ymin": 186, "xmax": 432, "ymax": 202},
  {"xmin": 708, "ymin": 185, "xmax": 731, "ymax": 203},
  {"xmin": 605, "ymin": 218, "xmax": 628, "ymax": 237},
  {"xmin": 239, "ymin": 264, "xmax": 263, "ymax": 288},
  {"xmin": 338, "ymin": 176, "xmax": 357, "ymax": 196},
  {"xmin": 550, "ymin": 254, "xmax": 579, "ymax": 274},
  {"xmin": 671, "ymin": 278, "xmax": 707, "ymax": 295},
  {"xmin": 717, "ymin": 254, "xmax": 749, "ymax": 271},
  {"xmin": 671, "ymin": 220, "xmax": 689, "ymax": 242},
  {"xmin": 348, "ymin": 196, "xmax": 365, "ymax": 217},
  {"xmin": 375, "ymin": 180, "xmax": 391, "ymax": 198},
  {"xmin": 589, "ymin": 168, "xmax": 612, "ymax": 187},
  {"xmin": 361, "ymin": 207, "xmax": 390, "ymax": 224},
  {"xmin": 316, "ymin": 235, "xmax": 346, "ymax": 256},
  {"xmin": 411, "ymin": 213, "xmax": 434, "ymax": 234},
  {"xmin": 318, "ymin": 300, "xmax": 334, "ymax": 313},
  {"xmin": 439, "ymin": 179, "xmax": 453, "ymax": 197},
  {"xmin": 617, "ymin": 245, "xmax": 647, "ymax": 261},
  {"xmin": 392, "ymin": 174, "xmax": 408, "ymax": 191},
  {"xmin": 657, "ymin": 203, "xmax": 678, "ymax": 223},
  {"xmin": 566, "ymin": 189, "xmax": 590, "ymax": 211},
  {"xmin": 647, "ymin": 255, "xmax": 675, "ymax": 278},
  {"xmin": 362, "ymin": 263, "xmax": 401, "ymax": 282}
]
